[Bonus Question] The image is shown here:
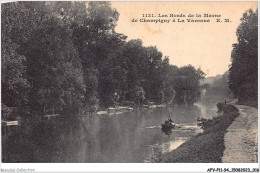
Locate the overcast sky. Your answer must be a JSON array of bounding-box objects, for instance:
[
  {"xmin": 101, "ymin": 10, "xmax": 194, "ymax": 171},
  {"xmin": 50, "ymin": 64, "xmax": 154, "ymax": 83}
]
[{"xmin": 111, "ymin": 1, "xmax": 257, "ymax": 77}]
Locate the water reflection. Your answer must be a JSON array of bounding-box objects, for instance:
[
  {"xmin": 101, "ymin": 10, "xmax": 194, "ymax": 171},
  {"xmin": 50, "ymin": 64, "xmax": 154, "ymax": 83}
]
[
  {"xmin": 161, "ymin": 126, "xmax": 173, "ymax": 137},
  {"xmin": 159, "ymin": 137, "xmax": 188, "ymax": 153},
  {"xmin": 2, "ymin": 103, "xmax": 216, "ymax": 163}
]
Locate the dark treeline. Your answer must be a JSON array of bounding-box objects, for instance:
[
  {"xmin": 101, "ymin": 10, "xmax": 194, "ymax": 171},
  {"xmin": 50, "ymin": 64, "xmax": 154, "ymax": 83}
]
[
  {"xmin": 228, "ymin": 9, "xmax": 258, "ymax": 105},
  {"xmin": 206, "ymin": 72, "xmax": 229, "ymax": 97},
  {"xmin": 2, "ymin": 2, "xmax": 205, "ymax": 117},
  {"xmin": 200, "ymin": 72, "xmax": 231, "ymax": 106}
]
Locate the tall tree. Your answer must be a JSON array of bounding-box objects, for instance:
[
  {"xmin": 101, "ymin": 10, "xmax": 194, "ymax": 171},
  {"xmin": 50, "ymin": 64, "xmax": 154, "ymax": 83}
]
[
  {"xmin": 19, "ymin": 21, "xmax": 86, "ymax": 115},
  {"xmin": 174, "ymin": 65, "xmax": 205, "ymax": 105},
  {"xmin": 229, "ymin": 9, "xmax": 258, "ymax": 103},
  {"xmin": 1, "ymin": 2, "xmax": 49, "ymax": 107}
]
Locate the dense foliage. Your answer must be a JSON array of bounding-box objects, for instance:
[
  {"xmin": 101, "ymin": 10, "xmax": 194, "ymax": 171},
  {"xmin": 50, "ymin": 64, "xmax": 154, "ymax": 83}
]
[
  {"xmin": 2, "ymin": 2, "xmax": 205, "ymax": 117},
  {"xmin": 228, "ymin": 9, "xmax": 258, "ymax": 103}
]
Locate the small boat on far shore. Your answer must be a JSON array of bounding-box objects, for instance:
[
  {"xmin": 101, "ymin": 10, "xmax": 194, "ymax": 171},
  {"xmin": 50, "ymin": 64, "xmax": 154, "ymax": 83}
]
[{"xmin": 2, "ymin": 120, "xmax": 19, "ymax": 126}]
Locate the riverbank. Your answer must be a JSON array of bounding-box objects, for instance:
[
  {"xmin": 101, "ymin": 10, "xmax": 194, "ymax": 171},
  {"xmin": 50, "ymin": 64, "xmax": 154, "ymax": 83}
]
[
  {"xmin": 96, "ymin": 104, "xmax": 166, "ymax": 115},
  {"xmin": 153, "ymin": 103, "xmax": 239, "ymax": 162},
  {"xmin": 222, "ymin": 104, "xmax": 258, "ymax": 162}
]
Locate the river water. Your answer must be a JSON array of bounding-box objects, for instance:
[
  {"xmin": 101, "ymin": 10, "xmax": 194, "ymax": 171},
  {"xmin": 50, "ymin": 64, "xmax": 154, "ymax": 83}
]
[{"xmin": 2, "ymin": 102, "xmax": 218, "ymax": 163}]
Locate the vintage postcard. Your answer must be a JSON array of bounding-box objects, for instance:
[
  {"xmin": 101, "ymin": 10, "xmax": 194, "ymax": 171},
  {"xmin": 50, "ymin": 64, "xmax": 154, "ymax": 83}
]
[{"xmin": 1, "ymin": 0, "xmax": 258, "ymax": 172}]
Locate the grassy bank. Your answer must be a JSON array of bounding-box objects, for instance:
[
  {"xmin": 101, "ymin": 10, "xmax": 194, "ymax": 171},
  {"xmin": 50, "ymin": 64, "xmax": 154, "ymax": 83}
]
[
  {"xmin": 153, "ymin": 103, "xmax": 239, "ymax": 163},
  {"xmin": 238, "ymin": 99, "xmax": 257, "ymax": 109}
]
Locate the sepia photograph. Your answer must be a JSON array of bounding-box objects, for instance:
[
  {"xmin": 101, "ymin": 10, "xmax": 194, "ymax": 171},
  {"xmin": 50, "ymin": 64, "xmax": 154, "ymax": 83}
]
[{"xmin": 1, "ymin": 0, "xmax": 258, "ymax": 172}]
